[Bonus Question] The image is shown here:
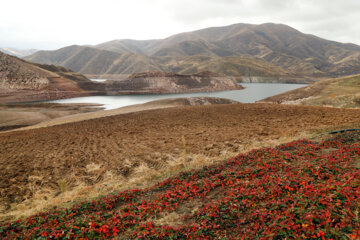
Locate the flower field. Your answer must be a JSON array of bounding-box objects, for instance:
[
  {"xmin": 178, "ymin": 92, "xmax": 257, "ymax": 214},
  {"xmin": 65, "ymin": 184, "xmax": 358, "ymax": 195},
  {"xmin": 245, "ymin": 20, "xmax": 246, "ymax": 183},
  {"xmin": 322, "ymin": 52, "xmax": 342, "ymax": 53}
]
[{"xmin": 1, "ymin": 132, "xmax": 359, "ymax": 239}]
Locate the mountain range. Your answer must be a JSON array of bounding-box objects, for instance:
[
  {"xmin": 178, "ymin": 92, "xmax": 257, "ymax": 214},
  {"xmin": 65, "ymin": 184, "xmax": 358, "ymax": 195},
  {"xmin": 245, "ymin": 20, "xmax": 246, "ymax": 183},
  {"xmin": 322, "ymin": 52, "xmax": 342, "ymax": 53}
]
[{"xmin": 25, "ymin": 23, "xmax": 360, "ymax": 79}]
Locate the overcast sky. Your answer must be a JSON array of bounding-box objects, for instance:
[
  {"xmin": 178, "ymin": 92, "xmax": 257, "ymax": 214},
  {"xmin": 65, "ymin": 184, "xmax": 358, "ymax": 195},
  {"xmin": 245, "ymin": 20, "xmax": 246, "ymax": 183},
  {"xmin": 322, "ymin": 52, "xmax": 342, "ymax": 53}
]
[{"xmin": 1, "ymin": 0, "xmax": 360, "ymax": 50}]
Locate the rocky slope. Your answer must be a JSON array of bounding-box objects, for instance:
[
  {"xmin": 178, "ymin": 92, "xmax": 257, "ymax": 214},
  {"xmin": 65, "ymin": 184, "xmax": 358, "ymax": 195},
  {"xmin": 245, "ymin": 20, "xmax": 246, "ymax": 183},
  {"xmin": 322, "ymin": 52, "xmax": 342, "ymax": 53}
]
[
  {"xmin": 0, "ymin": 52, "xmax": 50, "ymax": 90},
  {"xmin": 26, "ymin": 23, "xmax": 360, "ymax": 79},
  {"xmin": 0, "ymin": 51, "xmax": 95, "ymax": 103},
  {"xmin": 105, "ymin": 71, "xmax": 243, "ymax": 94}
]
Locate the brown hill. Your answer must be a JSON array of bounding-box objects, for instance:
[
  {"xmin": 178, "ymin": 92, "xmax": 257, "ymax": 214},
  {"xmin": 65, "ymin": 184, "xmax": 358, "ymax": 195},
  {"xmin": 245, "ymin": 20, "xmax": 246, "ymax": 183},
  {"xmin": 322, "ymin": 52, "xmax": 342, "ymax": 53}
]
[
  {"xmin": 26, "ymin": 46, "xmax": 293, "ymax": 79},
  {"xmin": 156, "ymin": 55, "xmax": 292, "ymax": 77},
  {"xmin": 148, "ymin": 23, "xmax": 360, "ymax": 76},
  {"xmin": 95, "ymin": 39, "xmax": 159, "ymax": 55},
  {"xmin": 26, "ymin": 46, "xmax": 165, "ymax": 74},
  {"xmin": 0, "ymin": 52, "xmax": 51, "ymax": 90},
  {"xmin": 0, "ymin": 51, "xmax": 97, "ymax": 103},
  {"xmin": 26, "ymin": 23, "xmax": 360, "ymax": 80},
  {"xmin": 94, "ymin": 23, "xmax": 360, "ymax": 77}
]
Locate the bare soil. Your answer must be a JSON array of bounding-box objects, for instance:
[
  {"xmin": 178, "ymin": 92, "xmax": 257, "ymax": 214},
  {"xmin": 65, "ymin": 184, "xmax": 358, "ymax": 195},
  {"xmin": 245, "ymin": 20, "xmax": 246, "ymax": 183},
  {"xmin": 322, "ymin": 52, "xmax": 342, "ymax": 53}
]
[
  {"xmin": 1, "ymin": 103, "xmax": 360, "ymax": 217},
  {"xmin": 0, "ymin": 103, "xmax": 102, "ymax": 131}
]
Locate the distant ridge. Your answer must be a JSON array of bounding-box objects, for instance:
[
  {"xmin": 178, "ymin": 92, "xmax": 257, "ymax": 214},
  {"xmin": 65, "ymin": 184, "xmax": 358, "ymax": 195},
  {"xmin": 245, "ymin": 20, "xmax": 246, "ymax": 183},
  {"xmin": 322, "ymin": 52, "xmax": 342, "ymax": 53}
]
[
  {"xmin": 26, "ymin": 23, "xmax": 360, "ymax": 79},
  {"xmin": 26, "ymin": 45, "xmax": 291, "ymax": 78},
  {"xmin": 0, "ymin": 48, "xmax": 38, "ymax": 58}
]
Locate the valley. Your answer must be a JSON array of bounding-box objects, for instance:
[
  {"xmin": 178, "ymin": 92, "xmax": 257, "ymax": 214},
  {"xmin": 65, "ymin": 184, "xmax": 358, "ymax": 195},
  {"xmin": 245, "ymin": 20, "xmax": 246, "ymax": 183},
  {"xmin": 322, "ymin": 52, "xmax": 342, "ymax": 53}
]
[{"xmin": 1, "ymin": 18, "xmax": 360, "ymax": 239}]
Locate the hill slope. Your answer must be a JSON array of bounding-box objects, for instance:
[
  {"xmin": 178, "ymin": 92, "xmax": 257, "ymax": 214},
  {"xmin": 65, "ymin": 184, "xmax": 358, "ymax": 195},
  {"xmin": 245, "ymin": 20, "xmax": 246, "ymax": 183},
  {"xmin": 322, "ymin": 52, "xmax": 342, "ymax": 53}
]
[
  {"xmin": 1, "ymin": 103, "xmax": 360, "ymax": 224},
  {"xmin": 262, "ymin": 74, "xmax": 360, "ymax": 108},
  {"xmin": 90, "ymin": 23, "xmax": 360, "ymax": 77},
  {"xmin": 1, "ymin": 126, "xmax": 359, "ymax": 238},
  {"xmin": 26, "ymin": 46, "xmax": 165, "ymax": 74},
  {"xmin": 95, "ymin": 39, "xmax": 160, "ymax": 55},
  {"xmin": 25, "ymin": 23, "xmax": 360, "ymax": 79},
  {"xmin": 26, "ymin": 45, "xmax": 292, "ymax": 78},
  {"xmin": 0, "ymin": 51, "xmax": 99, "ymax": 103},
  {"xmin": 101, "ymin": 23, "xmax": 360, "ymax": 77}
]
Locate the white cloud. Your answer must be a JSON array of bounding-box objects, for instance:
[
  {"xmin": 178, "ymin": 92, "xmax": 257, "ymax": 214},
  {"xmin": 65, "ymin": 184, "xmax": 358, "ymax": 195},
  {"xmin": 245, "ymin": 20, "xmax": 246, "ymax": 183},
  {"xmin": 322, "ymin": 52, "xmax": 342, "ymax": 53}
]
[{"xmin": 0, "ymin": 0, "xmax": 359, "ymax": 49}]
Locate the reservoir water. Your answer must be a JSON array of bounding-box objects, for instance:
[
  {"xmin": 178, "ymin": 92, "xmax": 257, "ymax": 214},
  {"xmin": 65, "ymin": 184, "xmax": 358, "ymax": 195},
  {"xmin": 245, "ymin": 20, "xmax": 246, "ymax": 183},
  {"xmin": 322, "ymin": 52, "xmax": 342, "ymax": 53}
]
[{"xmin": 51, "ymin": 83, "xmax": 307, "ymax": 110}]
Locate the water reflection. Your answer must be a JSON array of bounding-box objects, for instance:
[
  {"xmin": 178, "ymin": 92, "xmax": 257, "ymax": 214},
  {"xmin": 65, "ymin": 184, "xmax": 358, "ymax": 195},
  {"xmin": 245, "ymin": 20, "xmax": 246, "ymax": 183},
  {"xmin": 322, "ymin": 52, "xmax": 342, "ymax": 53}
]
[{"xmin": 51, "ymin": 83, "xmax": 307, "ymax": 110}]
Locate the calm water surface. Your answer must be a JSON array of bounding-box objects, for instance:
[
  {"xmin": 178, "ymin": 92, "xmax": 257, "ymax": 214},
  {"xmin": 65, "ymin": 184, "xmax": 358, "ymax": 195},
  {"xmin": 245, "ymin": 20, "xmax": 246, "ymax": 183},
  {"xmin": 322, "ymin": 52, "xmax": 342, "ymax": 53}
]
[{"xmin": 51, "ymin": 83, "xmax": 306, "ymax": 110}]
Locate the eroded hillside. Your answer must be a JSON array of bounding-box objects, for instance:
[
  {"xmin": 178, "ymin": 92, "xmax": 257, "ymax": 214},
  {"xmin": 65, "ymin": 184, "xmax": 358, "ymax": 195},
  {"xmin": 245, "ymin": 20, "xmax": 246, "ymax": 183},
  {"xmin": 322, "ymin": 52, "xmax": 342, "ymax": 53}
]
[
  {"xmin": 106, "ymin": 71, "xmax": 243, "ymax": 94},
  {"xmin": 0, "ymin": 51, "xmax": 96, "ymax": 103}
]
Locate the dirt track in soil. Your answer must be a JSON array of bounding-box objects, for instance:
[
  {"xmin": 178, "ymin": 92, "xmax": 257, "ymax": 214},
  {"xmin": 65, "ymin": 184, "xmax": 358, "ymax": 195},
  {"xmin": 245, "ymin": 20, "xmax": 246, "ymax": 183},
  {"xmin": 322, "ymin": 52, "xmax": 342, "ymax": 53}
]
[{"xmin": 1, "ymin": 103, "xmax": 360, "ymax": 210}]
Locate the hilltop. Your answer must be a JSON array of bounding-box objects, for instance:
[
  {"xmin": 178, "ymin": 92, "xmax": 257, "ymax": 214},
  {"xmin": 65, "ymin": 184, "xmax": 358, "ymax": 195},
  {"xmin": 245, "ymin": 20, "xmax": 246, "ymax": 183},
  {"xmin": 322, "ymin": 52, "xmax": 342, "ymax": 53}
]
[
  {"xmin": 262, "ymin": 74, "xmax": 360, "ymax": 108},
  {"xmin": 25, "ymin": 23, "xmax": 360, "ymax": 79}
]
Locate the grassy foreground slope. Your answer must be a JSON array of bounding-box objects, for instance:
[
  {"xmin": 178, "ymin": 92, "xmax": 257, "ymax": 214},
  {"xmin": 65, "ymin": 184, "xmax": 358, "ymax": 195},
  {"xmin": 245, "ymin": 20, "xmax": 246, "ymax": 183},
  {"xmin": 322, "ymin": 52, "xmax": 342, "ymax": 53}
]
[
  {"xmin": 1, "ymin": 131, "xmax": 359, "ymax": 239},
  {"xmin": 2, "ymin": 103, "xmax": 360, "ymax": 220},
  {"xmin": 262, "ymin": 75, "xmax": 360, "ymax": 108}
]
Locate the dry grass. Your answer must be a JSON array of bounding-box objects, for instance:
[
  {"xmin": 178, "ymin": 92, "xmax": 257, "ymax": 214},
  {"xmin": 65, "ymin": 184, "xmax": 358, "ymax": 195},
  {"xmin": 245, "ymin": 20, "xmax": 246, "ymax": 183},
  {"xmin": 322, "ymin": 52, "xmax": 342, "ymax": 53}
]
[
  {"xmin": 0, "ymin": 131, "xmax": 311, "ymax": 223},
  {"xmin": 278, "ymin": 75, "xmax": 360, "ymax": 108},
  {"xmin": 3, "ymin": 103, "xmax": 360, "ymax": 223},
  {"xmin": 152, "ymin": 212, "xmax": 185, "ymax": 226}
]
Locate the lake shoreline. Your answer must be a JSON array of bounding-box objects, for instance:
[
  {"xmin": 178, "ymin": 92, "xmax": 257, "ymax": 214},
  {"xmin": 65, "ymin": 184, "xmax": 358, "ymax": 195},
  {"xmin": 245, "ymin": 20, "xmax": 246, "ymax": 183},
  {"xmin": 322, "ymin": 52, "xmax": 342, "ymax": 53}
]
[
  {"xmin": 50, "ymin": 83, "xmax": 307, "ymax": 110},
  {"xmin": 4, "ymin": 97, "xmax": 238, "ymax": 132},
  {"xmin": 0, "ymin": 83, "xmax": 307, "ymax": 131}
]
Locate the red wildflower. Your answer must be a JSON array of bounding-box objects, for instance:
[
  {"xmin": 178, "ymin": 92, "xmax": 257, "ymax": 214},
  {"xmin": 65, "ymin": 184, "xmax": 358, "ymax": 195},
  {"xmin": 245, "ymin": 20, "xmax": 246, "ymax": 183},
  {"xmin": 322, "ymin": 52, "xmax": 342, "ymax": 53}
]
[{"xmin": 112, "ymin": 227, "xmax": 120, "ymax": 236}]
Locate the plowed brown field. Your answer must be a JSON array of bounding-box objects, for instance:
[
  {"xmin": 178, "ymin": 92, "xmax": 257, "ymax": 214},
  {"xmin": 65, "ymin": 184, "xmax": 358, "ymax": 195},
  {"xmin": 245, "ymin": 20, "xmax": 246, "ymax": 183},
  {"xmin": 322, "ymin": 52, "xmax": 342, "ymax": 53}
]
[{"xmin": 1, "ymin": 103, "xmax": 360, "ymax": 217}]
